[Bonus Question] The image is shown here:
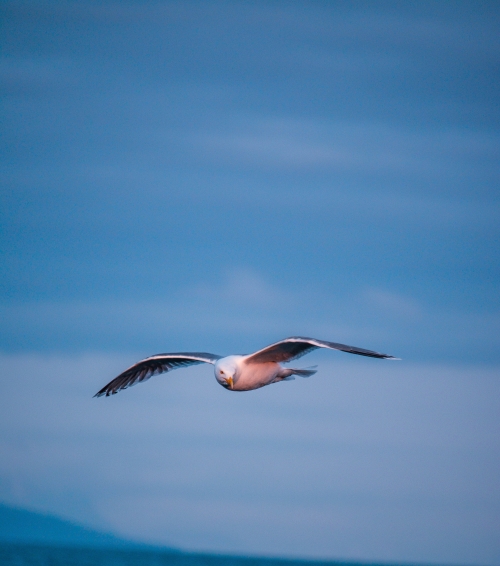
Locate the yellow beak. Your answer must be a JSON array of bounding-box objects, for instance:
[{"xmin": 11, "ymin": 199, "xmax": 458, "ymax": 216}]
[{"xmin": 226, "ymin": 377, "xmax": 234, "ymax": 390}]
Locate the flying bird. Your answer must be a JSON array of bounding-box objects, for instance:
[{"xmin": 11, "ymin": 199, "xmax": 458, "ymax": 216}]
[{"xmin": 95, "ymin": 336, "xmax": 398, "ymax": 397}]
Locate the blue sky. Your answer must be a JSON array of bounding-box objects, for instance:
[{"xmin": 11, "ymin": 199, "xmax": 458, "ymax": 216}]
[{"xmin": 1, "ymin": 1, "xmax": 499, "ymax": 564}]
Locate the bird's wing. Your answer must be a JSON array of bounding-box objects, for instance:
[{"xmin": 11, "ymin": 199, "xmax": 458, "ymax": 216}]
[
  {"xmin": 245, "ymin": 336, "xmax": 398, "ymax": 364},
  {"xmin": 94, "ymin": 352, "xmax": 221, "ymax": 397}
]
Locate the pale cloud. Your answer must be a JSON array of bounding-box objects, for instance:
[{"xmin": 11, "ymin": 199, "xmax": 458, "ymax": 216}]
[
  {"xmin": 191, "ymin": 267, "xmax": 291, "ymax": 309},
  {"xmin": 189, "ymin": 117, "xmax": 500, "ymax": 180},
  {"xmin": 363, "ymin": 288, "xmax": 423, "ymax": 320},
  {"xmin": 0, "ymin": 55, "xmax": 79, "ymax": 94},
  {"xmin": 191, "ymin": 119, "xmax": 413, "ymax": 172}
]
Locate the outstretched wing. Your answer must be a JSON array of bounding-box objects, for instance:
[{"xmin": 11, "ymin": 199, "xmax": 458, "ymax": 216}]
[
  {"xmin": 94, "ymin": 352, "xmax": 221, "ymax": 397},
  {"xmin": 245, "ymin": 336, "xmax": 398, "ymax": 364}
]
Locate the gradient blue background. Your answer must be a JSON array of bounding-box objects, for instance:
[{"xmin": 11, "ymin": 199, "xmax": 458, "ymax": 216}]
[{"xmin": 1, "ymin": 1, "xmax": 499, "ymax": 564}]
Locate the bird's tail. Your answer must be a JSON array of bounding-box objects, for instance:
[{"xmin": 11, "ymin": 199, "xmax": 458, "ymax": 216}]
[{"xmin": 291, "ymin": 365, "xmax": 317, "ymax": 378}]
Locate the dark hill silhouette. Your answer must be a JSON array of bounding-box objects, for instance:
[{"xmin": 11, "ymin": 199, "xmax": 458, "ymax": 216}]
[{"xmin": 0, "ymin": 503, "xmax": 138, "ymax": 547}]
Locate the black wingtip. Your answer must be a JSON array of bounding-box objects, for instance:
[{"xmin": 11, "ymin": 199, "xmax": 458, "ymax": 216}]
[{"xmin": 93, "ymin": 387, "xmax": 109, "ymax": 398}]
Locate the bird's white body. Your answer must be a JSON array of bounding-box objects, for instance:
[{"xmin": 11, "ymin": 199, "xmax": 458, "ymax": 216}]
[{"xmin": 215, "ymin": 355, "xmax": 287, "ymax": 391}]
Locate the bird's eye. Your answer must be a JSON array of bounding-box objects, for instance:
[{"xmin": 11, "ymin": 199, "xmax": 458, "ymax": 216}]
[{"xmin": 220, "ymin": 371, "xmax": 224, "ymax": 375}]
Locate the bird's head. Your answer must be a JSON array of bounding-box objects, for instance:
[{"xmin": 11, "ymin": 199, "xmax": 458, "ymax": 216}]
[{"xmin": 214, "ymin": 356, "xmax": 239, "ymax": 390}]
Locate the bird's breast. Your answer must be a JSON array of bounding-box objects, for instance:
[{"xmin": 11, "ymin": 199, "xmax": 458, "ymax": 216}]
[{"xmin": 232, "ymin": 361, "xmax": 281, "ymax": 391}]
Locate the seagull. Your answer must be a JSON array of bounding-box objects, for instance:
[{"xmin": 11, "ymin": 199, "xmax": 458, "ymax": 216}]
[{"xmin": 95, "ymin": 336, "xmax": 398, "ymax": 397}]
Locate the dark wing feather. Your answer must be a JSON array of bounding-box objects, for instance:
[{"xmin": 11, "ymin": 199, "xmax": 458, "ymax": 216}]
[
  {"xmin": 94, "ymin": 352, "xmax": 221, "ymax": 397},
  {"xmin": 245, "ymin": 336, "xmax": 397, "ymax": 364}
]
